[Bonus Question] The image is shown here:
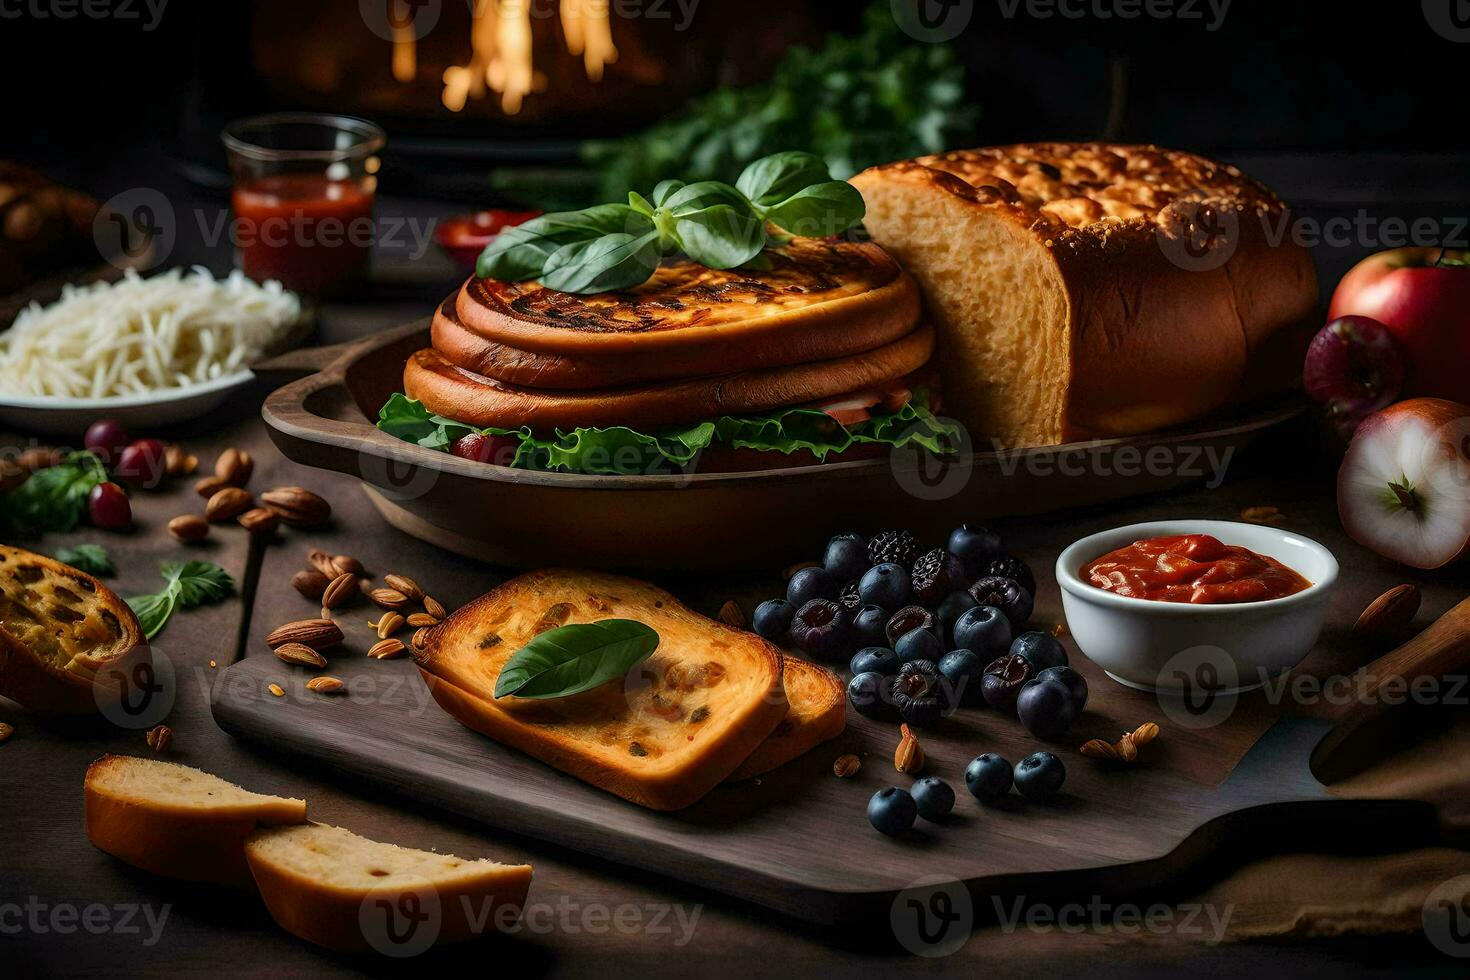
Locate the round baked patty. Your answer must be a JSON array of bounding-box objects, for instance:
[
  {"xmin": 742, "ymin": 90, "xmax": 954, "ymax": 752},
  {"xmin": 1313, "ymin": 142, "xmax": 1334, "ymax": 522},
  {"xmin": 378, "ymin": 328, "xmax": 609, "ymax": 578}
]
[{"xmin": 403, "ymin": 322, "xmax": 936, "ymax": 432}]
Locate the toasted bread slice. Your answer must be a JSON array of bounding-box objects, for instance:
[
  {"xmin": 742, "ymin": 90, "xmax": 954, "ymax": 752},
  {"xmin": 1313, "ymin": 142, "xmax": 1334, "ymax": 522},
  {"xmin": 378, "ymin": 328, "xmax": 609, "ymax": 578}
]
[
  {"xmin": 245, "ymin": 823, "xmax": 532, "ymax": 954},
  {"xmin": 85, "ymin": 755, "xmax": 307, "ymax": 886},
  {"xmin": 728, "ymin": 657, "xmax": 846, "ymax": 781},
  {"xmin": 415, "ymin": 569, "xmax": 787, "ymax": 810},
  {"xmin": 0, "ymin": 545, "xmax": 149, "ymax": 714}
]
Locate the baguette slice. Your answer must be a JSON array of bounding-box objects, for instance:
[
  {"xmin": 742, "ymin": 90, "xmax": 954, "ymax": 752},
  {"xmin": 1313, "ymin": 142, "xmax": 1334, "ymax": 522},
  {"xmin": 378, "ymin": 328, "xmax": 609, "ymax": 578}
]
[
  {"xmin": 728, "ymin": 657, "xmax": 846, "ymax": 781},
  {"xmin": 85, "ymin": 754, "xmax": 307, "ymax": 886},
  {"xmin": 0, "ymin": 545, "xmax": 150, "ymax": 714},
  {"xmin": 246, "ymin": 823, "xmax": 532, "ymax": 954},
  {"xmin": 415, "ymin": 569, "xmax": 787, "ymax": 810}
]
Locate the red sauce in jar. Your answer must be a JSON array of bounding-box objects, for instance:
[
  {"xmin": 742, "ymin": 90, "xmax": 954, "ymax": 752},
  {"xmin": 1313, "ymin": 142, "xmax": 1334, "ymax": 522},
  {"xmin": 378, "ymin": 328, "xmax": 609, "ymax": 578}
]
[
  {"xmin": 231, "ymin": 174, "xmax": 375, "ymax": 295},
  {"xmin": 1080, "ymin": 534, "xmax": 1311, "ymax": 604}
]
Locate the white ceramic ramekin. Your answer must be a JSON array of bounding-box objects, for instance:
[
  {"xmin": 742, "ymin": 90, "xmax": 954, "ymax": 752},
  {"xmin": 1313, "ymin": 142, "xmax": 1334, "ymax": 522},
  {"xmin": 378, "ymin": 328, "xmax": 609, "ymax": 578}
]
[{"xmin": 1056, "ymin": 520, "xmax": 1339, "ymax": 693}]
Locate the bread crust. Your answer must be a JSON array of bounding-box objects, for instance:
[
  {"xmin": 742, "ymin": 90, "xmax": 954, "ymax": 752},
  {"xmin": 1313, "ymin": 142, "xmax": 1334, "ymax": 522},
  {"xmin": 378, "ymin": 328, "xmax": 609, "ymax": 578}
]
[
  {"xmin": 404, "ymin": 322, "xmax": 935, "ymax": 432},
  {"xmin": 727, "ymin": 658, "xmax": 845, "ymax": 782},
  {"xmin": 852, "ymin": 143, "xmax": 1318, "ymax": 443}
]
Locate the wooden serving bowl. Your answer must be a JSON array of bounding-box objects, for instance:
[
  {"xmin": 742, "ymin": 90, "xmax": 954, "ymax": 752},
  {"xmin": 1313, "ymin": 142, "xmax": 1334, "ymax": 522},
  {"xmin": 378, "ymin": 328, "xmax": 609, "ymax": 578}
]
[{"xmin": 260, "ymin": 320, "xmax": 1304, "ymax": 571}]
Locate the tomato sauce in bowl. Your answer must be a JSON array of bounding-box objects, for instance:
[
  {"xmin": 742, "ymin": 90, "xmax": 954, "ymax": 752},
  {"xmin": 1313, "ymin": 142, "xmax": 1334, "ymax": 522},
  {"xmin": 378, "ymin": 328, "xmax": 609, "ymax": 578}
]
[{"xmin": 1080, "ymin": 533, "xmax": 1311, "ymax": 604}]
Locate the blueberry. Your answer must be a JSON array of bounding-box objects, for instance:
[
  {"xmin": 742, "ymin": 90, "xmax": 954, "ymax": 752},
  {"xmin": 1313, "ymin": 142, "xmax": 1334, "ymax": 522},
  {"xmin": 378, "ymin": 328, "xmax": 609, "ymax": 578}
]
[
  {"xmin": 910, "ymin": 777, "xmax": 956, "ymax": 821},
  {"xmin": 948, "ymin": 524, "xmax": 1002, "ymax": 576},
  {"xmin": 936, "ymin": 590, "xmax": 979, "ymax": 647},
  {"xmin": 981, "ymin": 653, "xmax": 1034, "ymax": 713},
  {"xmin": 964, "ymin": 753, "xmax": 1013, "ymax": 803},
  {"xmin": 850, "ymin": 646, "xmax": 902, "ymax": 676},
  {"xmin": 867, "ymin": 787, "xmax": 918, "ymax": 836},
  {"xmin": 1010, "ymin": 631, "xmax": 1068, "ymax": 671},
  {"xmin": 858, "ymin": 562, "xmax": 910, "ymax": 610},
  {"xmin": 823, "ymin": 532, "xmax": 870, "ymax": 582},
  {"xmin": 1016, "ymin": 678, "xmax": 1080, "ymax": 740},
  {"xmin": 937, "ymin": 648, "xmax": 985, "ymax": 706},
  {"xmin": 789, "ymin": 599, "xmax": 851, "ymax": 658},
  {"xmin": 952, "ymin": 605, "xmax": 1012, "ymax": 659},
  {"xmin": 1014, "ymin": 751, "xmax": 1066, "ymax": 802},
  {"xmin": 885, "ymin": 605, "xmax": 935, "ymax": 647},
  {"xmin": 847, "ymin": 671, "xmax": 896, "ymax": 720},
  {"xmin": 968, "ymin": 576, "xmax": 1034, "ymax": 630},
  {"xmin": 751, "ymin": 599, "xmax": 795, "ymax": 640},
  {"xmin": 895, "ymin": 626, "xmax": 943, "ymax": 664},
  {"xmin": 891, "ymin": 659, "xmax": 952, "ymax": 726},
  {"xmin": 851, "ymin": 604, "xmax": 889, "ymax": 648},
  {"xmin": 787, "ymin": 566, "xmax": 839, "ymax": 607},
  {"xmin": 1036, "ymin": 665, "xmax": 1088, "ymax": 710}
]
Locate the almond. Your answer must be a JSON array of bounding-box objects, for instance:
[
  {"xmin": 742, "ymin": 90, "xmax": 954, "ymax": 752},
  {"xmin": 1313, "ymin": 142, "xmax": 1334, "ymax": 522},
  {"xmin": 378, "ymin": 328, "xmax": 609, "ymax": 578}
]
[
  {"xmin": 291, "ymin": 568, "xmax": 330, "ymax": 600},
  {"xmin": 205, "ymin": 486, "xmax": 253, "ymax": 522},
  {"xmin": 717, "ymin": 599, "xmax": 746, "ymax": 628},
  {"xmin": 274, "ymin": 642, "xmax": 328, "ymax": 668},
  {"xmin": 306, "ymin": 676, "xmax": 345, "ymax": 694},
  {"xmin": 1080, "ymin": 738, "xmax": 1121, "ymax": 760},
  {"xmin": 305, "ymin": 548, "xmax": 338, "ymax": 579},
  {"xmin": 367, "ymin": 638, "xmax": 406, "ymax": 660},
  {"xmin": 195, "ymin": 475, "xmax": 230, "ymax": 498},
  {"xmin": 1240, "ymin": 505, "xmax": 1283, "ymax": 524},
  {"xmin": 265, "ymin": 619, "xmax": 343, "ymax": 650},
  {"xmin": 321, "ymin": 572, "xmax": 359, "ymax": 610},
  {"xmin": 374, "ymin": 612, "xmax": 405, "ymax": 639},
  {"xmin": 332, "ymin": 554, "xmax": 366, "ymax": 577},
  {"xmin": 19, "ymin": 447, "xmax": 65, "ymax": 471},
  {"xmin": 261, "ymin": 486, "xmax": 331, "ymax": 527},
  {"xmin": 168, "ymin": 514, "xmax": 209, "ymax": 543},
  {"xmin": 411, "ymin": 627, "xmax": 431, "ymax": 651},
  {"xmin": 423, "ymin": 595, "xmax": 448, "ymax": 620},
  {"xmin": 383, "ymin": 574, "xmax": 424, "ymax": 601},
  {"xmin": 214, "ymin": 447, "xmax": 253, "ymax": 487},
  {"xmin": 369, "ymin": 587, "xmax": 410, "ymax": 610},
  {"xmin": 406, "ymin": 612, "xmax": 438, "ymax": 628},
  {"xmin": 894, "ymin": 724, "xmax": 925, "ymax": 774},
  {"xmin": 0, "ymin": 721, "xmax": 13, "ymax": 743},
  {"xmin": 268, "ymin": 683, "xmax": 285, "ymax": 697},
  {"xmin": 1115, "ymin": 735, "xmax": 1139, "ymax": 763},
  {"xmin": 833, "ymin": 754, "xmax": 861, "ymax": 778},
  {"xmin": 237, "ymin": 507, "xmax": 280, "ymax": 536},
  {"xmin": 1351, "ymin": 584, "xmax": 1420, "ymax": 643},
  {"xmin": 164, "ymin": 443, "xmax": 197, "ymax": 476},
  {"xmin": 145, "ymin": 725, "xmax": 172, "ymax": 752},
  {"xmin": 1127, "ymin": 721, "xmax": 1161, "ymax": 746}
]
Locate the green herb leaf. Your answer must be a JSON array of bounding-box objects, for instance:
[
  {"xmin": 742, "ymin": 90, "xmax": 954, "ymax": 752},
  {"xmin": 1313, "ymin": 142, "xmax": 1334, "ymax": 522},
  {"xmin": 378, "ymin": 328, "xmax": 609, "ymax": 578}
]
[
  {"xmin": 127, "ymin": 560, "xmax": 234, "ymax": 640},
  {"xmin": 673, "ymin": 204, "xmax": 766, "ymax": 269},
  {"xmin": 0, "ymin": 452, "xmax": 107, "ymax": 535},
  {"xmin": 493, "ymin": 619, "xmax": 660, "ymax": 700},
  {"xmin": 127, "ymin": 591, "xmax": 175, "ymax": 641},
  {"xmin": 736, "ymin": 151, "xmax": 834, "ymax": 207},
  {"xmin": 540, "ymin": 231, "xmax": 663, "ymax": 294},
  {"xmin": 477, "ymin": 204, "xmax": 648, "ymax": 280},
  {"xmin": 54, "ymin": 544, "xmax": 114, "ymax": 577},
  {"xmin": 761, "ymin": 180, "xmax": 866, "ymax": 237},
  {"xmin": 650, "ymin": 179, "xmax": 685, "ymax": 206}
]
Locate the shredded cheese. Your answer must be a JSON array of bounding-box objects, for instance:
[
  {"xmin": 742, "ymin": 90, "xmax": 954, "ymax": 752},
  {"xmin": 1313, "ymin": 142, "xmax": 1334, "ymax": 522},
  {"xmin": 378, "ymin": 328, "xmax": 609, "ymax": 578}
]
[{"xmin": 0, "ymin": 268, "xmax": 302, "ymax": 399}]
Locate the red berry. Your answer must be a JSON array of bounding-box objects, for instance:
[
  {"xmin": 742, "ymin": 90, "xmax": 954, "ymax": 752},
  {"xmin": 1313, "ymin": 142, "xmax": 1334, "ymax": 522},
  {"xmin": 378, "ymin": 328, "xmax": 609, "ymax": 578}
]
[
  {"xmin": 115, "ymin": 438, "xmax": 167, "ymax": 488},
  {"xmin": 83, "ymin": 419, "xmax": 131, "ymax": 465},
  {"xmin": 450, "ymin": 432, "xmax": 518, "ymax": 465},
  {"xmin": 88, "ymin": 482, "xmax": 132, "ymax": 530}
]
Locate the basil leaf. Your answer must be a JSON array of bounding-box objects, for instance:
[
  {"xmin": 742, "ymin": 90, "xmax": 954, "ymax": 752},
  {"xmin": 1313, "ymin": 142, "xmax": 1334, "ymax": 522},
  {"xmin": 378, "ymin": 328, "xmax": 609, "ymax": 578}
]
[
  {"xmin": 540, "ymin": 231, "xmax": 662, "ymax": 294},
  {"xmin": 650, "ymin": 179, "xmax": 685, "ymax": 206},
  {"xmin": 126, "ymin": 560, "xmax": 233, "ymax": 640},
  {"xmin": 494, "ymin": 619, "xmax": 660, "ymax": 699},
  {"xmin": 627, "ymin": 190, "xmax": 654, "ymax": 216},
  {"xmin": 662, "ymin": 180, "xmax": 752, "ymax": 216},
  {"xmin": 0, "ymin": 451, "xmax": 107, "ymax": 534},
  {"xmin": 736, "ymin": 151, "xmax": 834, "ymax": 207},
  {"xmin": 477, "ymin": 204, "xmax": 649, "ymax": 281},
  {"xmin": 674, "ymin": 204, "xmax": 766, "ymax": 269},
  {"xmin": 54, "ymin": 544, "xmax": 114, "ymax": 577},
  {"xmin": 126, "ymin": 591, "xmax": 175, "ymax": 641},
  {"xmin": 761, "ymin": 180, "xmax": 866, "ymax": 237}
]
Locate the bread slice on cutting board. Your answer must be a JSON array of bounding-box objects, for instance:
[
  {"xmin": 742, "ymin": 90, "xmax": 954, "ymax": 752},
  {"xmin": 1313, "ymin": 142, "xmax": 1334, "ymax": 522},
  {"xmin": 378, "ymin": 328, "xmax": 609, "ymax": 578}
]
[
  {"xmin": 84, "ymin": 754, "xmax": 307, "ymax": 886},
  {"xmin": 728, "ymin": 657, "xmax": 845, "ymax": 782},
  {"xmin": 245, "ymin": 823, "xmax": 532, "ymax": 954},
  {"xmin": 414, "ymin": 568, "xmax": 788, "ymax": 810},
  {"xmin": 851, "ymin": 143, "xmax": 1318, "ymax": 448}
]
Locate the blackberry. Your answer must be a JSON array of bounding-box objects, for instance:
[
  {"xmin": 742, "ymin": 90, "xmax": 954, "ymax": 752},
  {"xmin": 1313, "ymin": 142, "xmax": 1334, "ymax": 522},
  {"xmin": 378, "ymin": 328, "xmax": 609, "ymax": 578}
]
[
  {"xmin": 868, "ymin": 530, "xmax": 919, "ymax": 569},
  {"xmin": 910, "ymin": 548, "xmax": 966, "ymax": 606},
  {"xmin": 891, "ymin": 659, "xmax": 953, "ymax": 727},
  {"xmin": 838, "ymin": 579, "xmax": 862, "ymax": 611},
  {"xmin": 985, "ymin": 555, "xmax": 1035, "ymax": 597}
]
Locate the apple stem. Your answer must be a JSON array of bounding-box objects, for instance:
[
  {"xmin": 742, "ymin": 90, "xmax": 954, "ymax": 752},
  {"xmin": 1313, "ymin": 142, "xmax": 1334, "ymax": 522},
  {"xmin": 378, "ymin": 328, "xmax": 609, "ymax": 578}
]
[{"xmin": 1389, "ymin": 480, "xmax": 1418, "ymax": 512}]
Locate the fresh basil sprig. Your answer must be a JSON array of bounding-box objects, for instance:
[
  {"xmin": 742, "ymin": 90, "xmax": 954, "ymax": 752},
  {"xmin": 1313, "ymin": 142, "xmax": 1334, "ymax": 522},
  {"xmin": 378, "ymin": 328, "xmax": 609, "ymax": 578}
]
[
  {"xmin": 477, "ymin": 151, "xmax": 864, "ymax": 293},
  {"xmin": 493, "ymin": 619, "xmax": 660, "ymax": 700},
  {"xmin": 126, "ymin": 560, "xmax": 234, "ymax": 640}
]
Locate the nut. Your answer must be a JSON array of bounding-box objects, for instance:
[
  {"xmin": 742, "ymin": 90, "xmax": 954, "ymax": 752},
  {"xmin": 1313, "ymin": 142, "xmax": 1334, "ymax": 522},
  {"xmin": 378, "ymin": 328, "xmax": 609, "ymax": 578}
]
[
  {"xmin": 717, "ymin": 600, "xmax": 746, "ymax": 628},
  {"xmin": 306, "ymin": 676, "xmax": 345, "ymax": 694},
  {"xmin": 237, "ymin": 507, "xmax": 280, "ymax": 536},
  {"xmin": 374, "ymin": 612, "xmax": 405, "ymax": 639},
  {"xmin": 163, "ymin": 443, "xmax": 197, "ymax": 476},
  {"xmin": 291, "ymin": 568, "xmax": 331, "ymax": 600},
  {"xmin": 411, "ymin": 627, "xmax": 431, "ymax": 650},
  {"xmin": 274, "ymin": 642, "xmax": 328, "ymax": 669},
  {"xmin": 321, "ymin": 573, "xmax": 360, "ymax": 610},
  {"xmin": 205, "ymin": 486, "xmax": 253, "ymax": 522},
  {"xmin": 332, "ymin": 554, "xmax": 366, "ymax": 577},
  {"xmin": 406, "ymin": 612, "xmax": 438, "ymax": 628},
  {"xmin": 145, "ymin": 725, "xmax": 172, "ymax": 752},
  {"xmin": 1080, "ymin": 738, "xmax": 1121, "ymax": 760},
  {"xmin": 368, "ymin": 638, "xmax": 407, "ymax": 660},
  {"xmin": 261, "ymin": 486, "xmax": 331, "ymax": 527},
  {"xmin": 214, "ymin": 448, "xmax": 253, "ymax": 487},
  {"xmin": 265, "ymin": 619, "xmax": 343, "ymax": 650},
  {"xmin": 195, "ymin": 475, "xmax": 231, "ymax": 498},
  {"xmin": 0, "ymin": 721, "xmax": 13, "ymax": 743},
  {"xmin": 18, "ymin": 447, "xmax": 65, "ymax": 471},
  {"xmin": 1115, "ymin": 735, "xmax": 1139, "ymax": 763},
  {"xmin": 894, "ymin": 724, "xmax": 925, "ymax": 774},
  {"xmin": 1127, "ymin": 721, "xmax": 1161, "ymax": 746},
  {"xmin": 1351, "ymin": 584, "xmax": 1420, "ymax": 643},
  {"xmin": 168, "ymin": 514, "xmax": 209, "ymax": 543},
  {"xmin": 369, "ymin": 588, "xmax": 410, "ymax": 610},
  {"xmin": 268, "ymin": 683, "xmax": 285, "ymax": 697},
  {"xmin": 833, "ymin": 754, "xmax": 861, "ymax": 778},
  {"xmin": 423, "ymin": 596, "xmax": 448, "ymax": 620},
  {"xmin": 383, "ymin": 574, "xmax": 424, "ymax": 601},
  {"xmin": 1240, "ymin": 505, "xmax": 1283, "ymax": 524},
  {"xmin": 0, "ymin": 458, "xmax": 26, "ymax": 493}
]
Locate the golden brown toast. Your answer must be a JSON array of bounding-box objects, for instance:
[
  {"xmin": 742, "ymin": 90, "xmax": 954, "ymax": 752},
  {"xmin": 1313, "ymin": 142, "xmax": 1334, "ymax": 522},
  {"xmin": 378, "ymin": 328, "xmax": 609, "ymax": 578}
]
[
  {"xmin": 727, "ymin": 657, "xmax": 846, "ymax": 782},
  {"xmin": 414, "ymin": 569, "xmax": 787, "ymax": 810}
]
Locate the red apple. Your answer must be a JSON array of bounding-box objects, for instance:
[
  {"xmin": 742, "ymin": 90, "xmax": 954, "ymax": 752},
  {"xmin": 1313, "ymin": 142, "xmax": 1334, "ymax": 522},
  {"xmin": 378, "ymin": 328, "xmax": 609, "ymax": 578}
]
[
  {"xmin": 1302, "ymin": 315, "xmax": 1404, "ymax": 440},
  {"xmin": 1338, "ymin": 397, "xmax": 1470, "ymax": 568},
  {"xmin": 1328, "ymin": 248, "xmax": 1470, "ymax": 404}
]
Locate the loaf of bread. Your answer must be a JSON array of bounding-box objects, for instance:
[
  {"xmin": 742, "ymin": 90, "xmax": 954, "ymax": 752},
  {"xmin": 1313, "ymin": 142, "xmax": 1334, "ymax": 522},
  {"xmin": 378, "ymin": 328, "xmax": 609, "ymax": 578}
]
[
  {"xmin": 727, "ymin": 657, "xmax": 845, "ymax": 782},
  {"xmin": 851, "ymin": 143, "xmax": 1318, "ymax": 447}
]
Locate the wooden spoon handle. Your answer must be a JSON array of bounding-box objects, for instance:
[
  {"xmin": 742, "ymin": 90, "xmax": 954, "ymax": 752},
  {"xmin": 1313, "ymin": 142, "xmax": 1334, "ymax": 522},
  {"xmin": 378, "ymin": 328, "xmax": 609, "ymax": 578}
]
[{"xmin": 1310, "ymin": 595, "xmax": 1470, "ymax": 782}]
